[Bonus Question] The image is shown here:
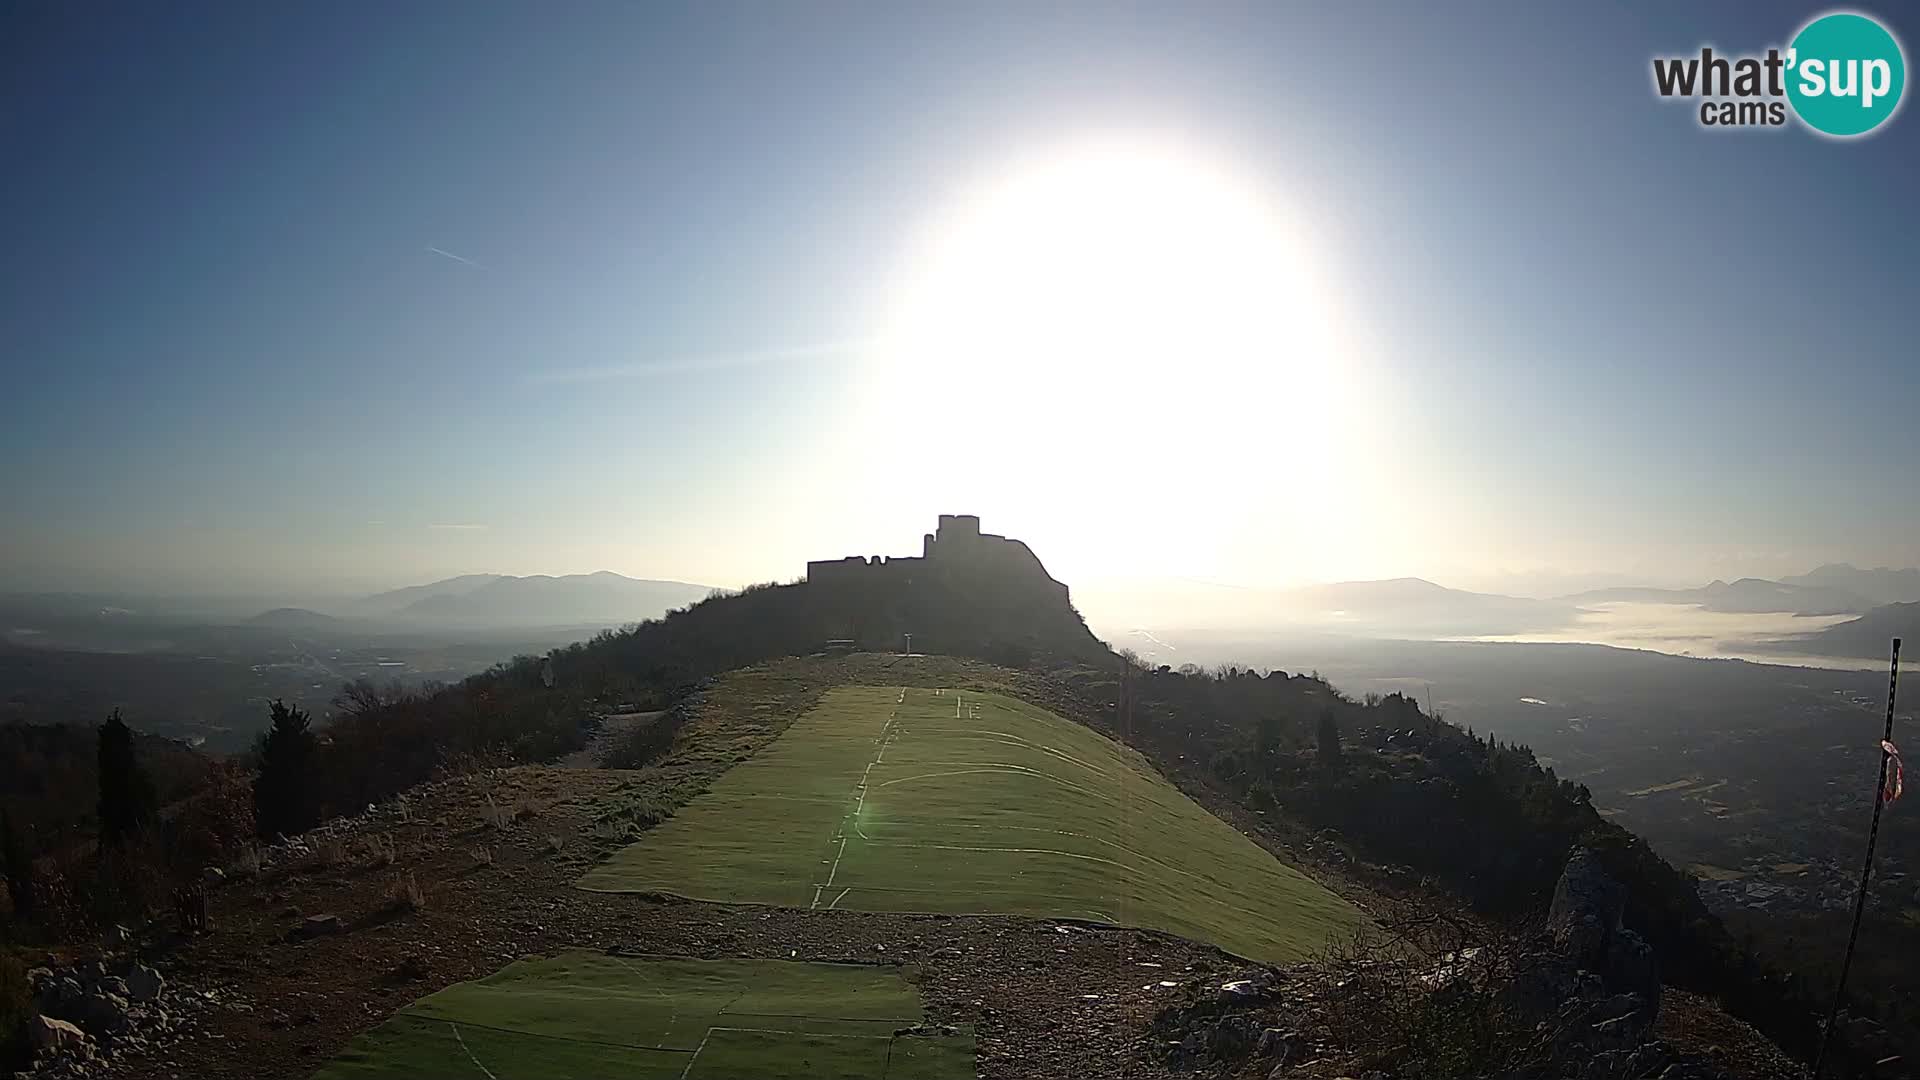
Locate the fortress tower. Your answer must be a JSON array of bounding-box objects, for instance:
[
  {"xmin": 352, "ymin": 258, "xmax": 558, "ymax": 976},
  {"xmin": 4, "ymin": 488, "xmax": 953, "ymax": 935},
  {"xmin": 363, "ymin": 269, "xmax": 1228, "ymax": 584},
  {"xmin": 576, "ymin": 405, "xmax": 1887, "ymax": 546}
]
[{"xmin": 807, "ymin": 514, "xmax": 1068, "ymax": 603}]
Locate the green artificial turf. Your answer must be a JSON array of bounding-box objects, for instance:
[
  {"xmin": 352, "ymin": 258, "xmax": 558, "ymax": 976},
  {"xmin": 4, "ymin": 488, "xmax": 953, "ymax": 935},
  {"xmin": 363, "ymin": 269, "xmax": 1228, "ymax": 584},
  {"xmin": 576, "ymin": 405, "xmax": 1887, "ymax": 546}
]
[
  {"xmin": 313, "ymin": 952, "xmax": 972, "ymax": 1080},
  {"xmin": 580, "ymin": 685, "xmax": 1368, "ymax": 963}
]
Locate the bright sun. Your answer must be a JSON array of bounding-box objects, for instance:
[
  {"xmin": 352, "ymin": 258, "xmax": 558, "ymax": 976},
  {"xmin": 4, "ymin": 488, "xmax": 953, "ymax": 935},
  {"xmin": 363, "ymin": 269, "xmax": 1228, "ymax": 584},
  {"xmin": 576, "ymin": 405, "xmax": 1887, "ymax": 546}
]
[{"xmin": 860, "ymin": 134, "xmax": 1371, "ymax": 578}]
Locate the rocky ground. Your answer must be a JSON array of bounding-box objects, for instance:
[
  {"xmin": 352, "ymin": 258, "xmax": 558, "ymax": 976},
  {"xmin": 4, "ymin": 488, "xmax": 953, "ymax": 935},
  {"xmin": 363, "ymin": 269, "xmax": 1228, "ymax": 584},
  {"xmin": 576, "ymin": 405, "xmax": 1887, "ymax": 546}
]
[{"xmin": 6, "ymin": 656, "xmax": 1812, "ymax": 1080}]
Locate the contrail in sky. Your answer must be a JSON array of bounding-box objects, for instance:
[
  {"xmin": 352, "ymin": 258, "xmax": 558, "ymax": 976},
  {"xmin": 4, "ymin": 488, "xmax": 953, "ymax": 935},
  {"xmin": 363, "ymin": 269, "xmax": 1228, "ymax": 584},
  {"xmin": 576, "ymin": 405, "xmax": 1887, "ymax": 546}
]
[{"xmin": 426, "ymin": 246, "xmax": 480, "ymax": 266}]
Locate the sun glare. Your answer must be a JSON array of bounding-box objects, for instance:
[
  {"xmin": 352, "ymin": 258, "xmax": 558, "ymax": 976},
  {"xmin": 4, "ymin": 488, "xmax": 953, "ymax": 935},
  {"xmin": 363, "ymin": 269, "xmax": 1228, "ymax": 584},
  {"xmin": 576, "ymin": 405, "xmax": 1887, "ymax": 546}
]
[{"xmin": 862, "ymin": 134, "xmax": 1370, "ymax": 578}]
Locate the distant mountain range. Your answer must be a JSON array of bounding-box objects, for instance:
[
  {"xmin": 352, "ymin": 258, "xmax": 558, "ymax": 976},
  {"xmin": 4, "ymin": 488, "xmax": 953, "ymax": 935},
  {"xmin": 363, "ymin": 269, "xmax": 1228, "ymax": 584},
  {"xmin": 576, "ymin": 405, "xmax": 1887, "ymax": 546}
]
[
  {"xmin": 1781, "ymin": 564, "xmax": 1920, "ymax": 606},
  {"xmin": 1278, "ymin": 577, "xmax": 1578, "ymax": 637},
  {"xmin": 1772, "ymin": 600, "xmax": 1919, "ymax": 660},
  {"xmin": 246, "ymin": 607, "xmax": 343, "ymax": 630},
  {"xmin": 1075, "ymin": 575, "xmax": 1578, "ymax": 638},
  {"xmin": 345, "ymin": 574, "xmax": 506, "ymax": 618},
  {"xmin": 341, "ymin": 572, "xmax": 714, "ymax": 625},
  {"xmin": 1563, "ymin": 578, "xmax": 1869, "ymax": 616}
]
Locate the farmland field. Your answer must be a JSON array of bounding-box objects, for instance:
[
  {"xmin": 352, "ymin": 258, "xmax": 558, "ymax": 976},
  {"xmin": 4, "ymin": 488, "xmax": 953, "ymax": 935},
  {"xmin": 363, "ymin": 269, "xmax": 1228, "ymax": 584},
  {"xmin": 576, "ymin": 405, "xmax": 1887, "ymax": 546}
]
[
  {"xmin": 580, "ymin": 685, "xmax": 1366, "ymax": 962},
  {"xmin": 313, "ymin": 952, "xmax": 972, "ymax": 1079}
]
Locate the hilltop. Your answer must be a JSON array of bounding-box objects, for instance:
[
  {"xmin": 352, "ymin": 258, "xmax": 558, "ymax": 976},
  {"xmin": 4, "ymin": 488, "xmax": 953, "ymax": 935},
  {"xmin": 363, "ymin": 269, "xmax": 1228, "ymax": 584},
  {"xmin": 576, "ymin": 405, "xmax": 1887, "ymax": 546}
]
[
  {"xmin": 20, "ymin": 655, "xmax": 1800, "ymax": 1080},
  {"xmin": 244, "ymin": 607, "xmax": 341, "ymax": 630},
  {"xmin": 1778, "ymin": 600, "xmax": 1917, "ymax": 659},
  {"xmin": 1566, "ymin": 578, "xmax": 1870, "ymax": 617},
  {"xmin": 1782, "ymin": 564, "xmax": 1920, "ymax": 606},
  {"xmin": 0, "ymin": 518, "xmax": 1847, "ymax": 1078}
]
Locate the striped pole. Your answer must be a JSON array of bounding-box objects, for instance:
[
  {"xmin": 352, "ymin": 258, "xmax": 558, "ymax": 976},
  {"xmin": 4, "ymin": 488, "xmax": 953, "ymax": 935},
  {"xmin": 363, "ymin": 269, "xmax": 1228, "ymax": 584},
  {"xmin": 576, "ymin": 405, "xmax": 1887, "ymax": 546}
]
[{"xmin": 1813, "ymin": 637, "xmax": 1901, "ymax": 1078}]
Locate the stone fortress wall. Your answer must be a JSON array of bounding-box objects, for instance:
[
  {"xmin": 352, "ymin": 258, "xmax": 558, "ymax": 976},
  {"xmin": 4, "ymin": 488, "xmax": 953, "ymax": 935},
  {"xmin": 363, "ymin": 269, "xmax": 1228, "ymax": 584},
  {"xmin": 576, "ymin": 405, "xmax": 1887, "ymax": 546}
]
[{"xmin": 805, "ymin": 514, "xmax": 1070, "ymax": 603}]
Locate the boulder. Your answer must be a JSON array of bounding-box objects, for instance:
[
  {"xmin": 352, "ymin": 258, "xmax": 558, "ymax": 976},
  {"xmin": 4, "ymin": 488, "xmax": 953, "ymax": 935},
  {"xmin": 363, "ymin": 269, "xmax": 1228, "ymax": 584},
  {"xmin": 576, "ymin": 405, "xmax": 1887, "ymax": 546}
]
[
  {"xmin": 1207, "ymin": 1013, "xmax": 1257, "ymax": 1058},
  {"xmin": 295, "ymin": 913, "xmax": 346, "ymax": 939},
  {"xmin": 125, "ymin": 964, "xmax": 165, "ymax": 1003},
  {"xmin": 1256, "ymin": 1026, "xmax": 1303, "ymax": 1064},
  {"xmin": 37, "ymin": 975, "xmax": 86, "ymax": 1018},
  {"xmin": 1549, "ymin": 848, "xmax": 1624, "ymax": 967},
  {"xmin": 77, "ymin": 991, "xmax": 130, "ymax": 1035},
  {"xmin": 1545, "ymin": 848, "xmax": 1660, "ymax": 1025},
  {"xmin": 29, "ymin": 1014, "xmax": 90, "ymax": 1053},
  {"xmin": 1606, "ymin": 927, "xmax": 1660, "ymax": 1023}
]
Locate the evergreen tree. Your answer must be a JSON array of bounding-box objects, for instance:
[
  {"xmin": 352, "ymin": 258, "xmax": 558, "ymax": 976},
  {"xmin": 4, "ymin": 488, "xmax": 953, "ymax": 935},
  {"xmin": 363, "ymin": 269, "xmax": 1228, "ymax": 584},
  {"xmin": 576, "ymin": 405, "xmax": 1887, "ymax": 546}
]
[
  {"xmin": 1315, "ymin": 709, "xmax": 1343, "ymax": 771},
  {"xmin": 97, "ymin": 709, "xmax": 156, "ymax": 847},
  {"xmin": 254, "ymin": 700, "xmax": 318, "ymax": 839},
  {"xmin": 1, "ymin": 809, "xmax": 32, "ymax": 920},
  {"xmin": 1255, "ymin": 713, "xmax": 1284, "ymax": 760}
]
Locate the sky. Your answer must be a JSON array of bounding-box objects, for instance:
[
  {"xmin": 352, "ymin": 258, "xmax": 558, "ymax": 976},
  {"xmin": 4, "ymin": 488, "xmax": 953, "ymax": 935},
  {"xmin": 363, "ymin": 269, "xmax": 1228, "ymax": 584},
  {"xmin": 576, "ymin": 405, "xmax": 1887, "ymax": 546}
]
[{"xmin": 3, "ymin": 1, "xmax": 1917, "ymax": 599}]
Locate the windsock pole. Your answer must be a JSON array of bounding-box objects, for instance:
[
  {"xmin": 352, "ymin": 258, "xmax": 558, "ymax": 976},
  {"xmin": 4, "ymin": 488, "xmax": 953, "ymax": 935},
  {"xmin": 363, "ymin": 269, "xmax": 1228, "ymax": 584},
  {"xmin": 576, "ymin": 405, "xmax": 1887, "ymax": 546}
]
[{"xmin": 1813, "ymin": 637, "xmax": 1902, "ymax": 1078}]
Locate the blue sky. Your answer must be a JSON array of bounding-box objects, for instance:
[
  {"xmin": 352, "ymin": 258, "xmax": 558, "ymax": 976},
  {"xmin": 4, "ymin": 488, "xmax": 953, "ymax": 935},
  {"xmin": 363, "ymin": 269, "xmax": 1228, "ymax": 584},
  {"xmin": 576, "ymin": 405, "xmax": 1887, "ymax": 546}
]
[{"xmin": 2, "ymin": 1, "xmax": 1916, "ymax": 597}]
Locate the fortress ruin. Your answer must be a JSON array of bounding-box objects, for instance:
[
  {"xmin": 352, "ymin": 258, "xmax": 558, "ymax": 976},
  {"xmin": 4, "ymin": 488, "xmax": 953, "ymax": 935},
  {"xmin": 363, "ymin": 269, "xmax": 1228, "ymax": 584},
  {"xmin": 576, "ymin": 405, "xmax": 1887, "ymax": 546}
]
[{"xmin": 805, "ymin": 514, "xmax": 1070, "ymax": 604}]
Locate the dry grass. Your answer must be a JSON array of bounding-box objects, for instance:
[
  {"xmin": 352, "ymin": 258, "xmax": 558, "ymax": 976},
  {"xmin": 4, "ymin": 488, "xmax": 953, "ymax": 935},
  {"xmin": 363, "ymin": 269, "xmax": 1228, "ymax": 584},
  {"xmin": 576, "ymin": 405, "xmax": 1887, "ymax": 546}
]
[
  {"xmin": 231, "ymin": 844, "xmax": 263, "ymax": 879},
  {"xmin": 481, "ymin": 795, "xmax": 513, "ymax": 831},
  {"xmin": 545, "ymin": 835, "xmax": 566, "ymax": 856},
  {"xmin": 365, "ymin": 834, "xmax": 397, "ymax": 868},
  {"xmin": 311, "ymin": 837, "xmax": 349, "ymax": 872},
  {"xmin": 469, "ymin": 844, "xmax": 494, "ymax": 869},
  {"xmin": 386, "ymin": 871, "xmax": 425, "ymax": 913}
]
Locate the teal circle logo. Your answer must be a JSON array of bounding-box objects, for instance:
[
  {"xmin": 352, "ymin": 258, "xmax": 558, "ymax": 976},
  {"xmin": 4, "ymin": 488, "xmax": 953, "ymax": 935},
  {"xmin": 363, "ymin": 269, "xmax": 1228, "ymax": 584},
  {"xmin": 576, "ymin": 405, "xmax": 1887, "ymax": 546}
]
[{"xmin": 1787, "ymin": 11, "xmax": 1906, "ymax": 137}]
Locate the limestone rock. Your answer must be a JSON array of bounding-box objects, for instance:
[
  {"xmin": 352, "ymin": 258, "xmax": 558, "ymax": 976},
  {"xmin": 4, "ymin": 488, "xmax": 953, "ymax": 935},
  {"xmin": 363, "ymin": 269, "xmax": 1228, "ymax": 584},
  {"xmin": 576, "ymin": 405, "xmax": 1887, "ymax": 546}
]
[
  {"xmin": 125, "ymin": 964, "xmax": 164, "ymax": 1003},
  {"xmin": 29, "ymin": 1014, "xmax": 90, "ymax": 1053}
]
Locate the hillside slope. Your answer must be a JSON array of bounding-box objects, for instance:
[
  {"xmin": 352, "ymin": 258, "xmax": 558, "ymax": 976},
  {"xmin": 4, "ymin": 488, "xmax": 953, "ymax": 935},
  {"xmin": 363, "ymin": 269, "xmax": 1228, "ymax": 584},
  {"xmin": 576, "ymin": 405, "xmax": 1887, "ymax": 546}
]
[
  {"xmin": 582, "ymin": 684, "xmax": 1365, "ymax": 962},
  {"xmin": 1780, "ymin": 600, "xmax": 1915, "ymax": 658}
]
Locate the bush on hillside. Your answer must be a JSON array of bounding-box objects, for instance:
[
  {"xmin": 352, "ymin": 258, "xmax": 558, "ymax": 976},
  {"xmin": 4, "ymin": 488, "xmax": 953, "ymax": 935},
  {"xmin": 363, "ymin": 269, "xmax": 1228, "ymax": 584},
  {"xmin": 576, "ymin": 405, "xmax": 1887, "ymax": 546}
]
[
  {"xmin": 1, "ymin": 954, "xmax": 29, "ymax": 1072},
  {"xmin": 96, "ymin": 709, "xmax": 157, "ymax": 848},
  {"xmin": 254, "ymin": 700, "xmax": 317, "ymax": 839},
  {"xmin": 1, "ymin": 810, "xmax": 32, "ymax": 923}
]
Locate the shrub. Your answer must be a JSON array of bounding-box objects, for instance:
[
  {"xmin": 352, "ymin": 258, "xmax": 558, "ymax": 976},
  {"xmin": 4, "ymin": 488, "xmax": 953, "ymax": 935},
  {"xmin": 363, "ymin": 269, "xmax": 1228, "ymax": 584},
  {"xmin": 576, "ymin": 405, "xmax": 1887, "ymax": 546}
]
[
  {"xmin": 311, "ymin": 837, "xmax": 348, "ymax": 872},
  {"xmin": 387, "ymin": 871, "xmax": 424, "ymax": 913},
  {"xmin": 1, "ymin": 811, "xmax": 33, "ymax": 922},
  {"xmin": 230, "ymin": 844, "xmax": 263, "ymax": 879},
  {"xmin": 97, "ymin": 709, "xmax": 157, "ymax": 848},
  {"xmin": 254, "ymin": 701, "xmax": 317, "ymax": 840},
  {"xmin": 0, "ymin": 954, "xmax": 28, "ymax": 1071},
  {"xmin": 169, "ymin": 761, "xmax": 256, "ymax": 875}
]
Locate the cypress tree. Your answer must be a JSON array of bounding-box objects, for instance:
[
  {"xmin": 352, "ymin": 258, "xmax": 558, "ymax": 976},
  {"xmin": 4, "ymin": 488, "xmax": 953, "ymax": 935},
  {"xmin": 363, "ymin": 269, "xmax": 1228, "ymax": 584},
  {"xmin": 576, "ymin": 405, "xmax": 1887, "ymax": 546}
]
[
  {"xmin": 254, "ymin": 700, "xmax": 317, "ymax": 839},
  {"xmin": 97, "ymin": 709, "xmax": 157, "ymax": 847},
  {"xmin": 1315, "ymin": 708, "xmax": 1343, "ymax": 771},
  {"xmin": 1, "ymin": 809, "xmax": 33, "ymax": 920}
]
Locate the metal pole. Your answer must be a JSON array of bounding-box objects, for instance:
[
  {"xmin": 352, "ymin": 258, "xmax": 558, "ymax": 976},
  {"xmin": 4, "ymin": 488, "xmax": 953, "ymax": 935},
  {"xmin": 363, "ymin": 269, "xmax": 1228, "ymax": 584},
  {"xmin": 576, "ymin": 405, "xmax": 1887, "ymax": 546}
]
[{"xmin": 1813, "ymin": 637, "xmax": 1901, "ymax": 1078}]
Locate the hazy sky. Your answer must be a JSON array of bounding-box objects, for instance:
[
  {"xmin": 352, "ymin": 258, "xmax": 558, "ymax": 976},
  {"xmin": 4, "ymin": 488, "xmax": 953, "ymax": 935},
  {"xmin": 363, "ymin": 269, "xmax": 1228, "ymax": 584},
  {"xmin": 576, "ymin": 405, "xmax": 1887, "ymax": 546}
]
[{"xmin": 4, "ymin": 2, "xmax": 1917, "ymax": 598}]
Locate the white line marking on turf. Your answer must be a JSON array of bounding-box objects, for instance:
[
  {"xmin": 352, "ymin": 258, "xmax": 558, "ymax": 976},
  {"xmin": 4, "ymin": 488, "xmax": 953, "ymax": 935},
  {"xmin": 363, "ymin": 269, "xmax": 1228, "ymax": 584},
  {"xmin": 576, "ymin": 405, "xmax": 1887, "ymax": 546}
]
[
  {"xmin": 877, "ymin": 764, "xmax": 1102, "ymax": 800},
  {"xmin": 813, "ymin": 689, "xmax": 908, "ymax": 907},
  {"xmin": 828, "ymin": 886, "xmax": 851, "ymax": 909},
  {"xmin": 678, "ymin": 1028, "xmax": 715, "ymax": 1079},
  {"xmin": 450, "ymin": 1023, "xmax": 499, "ymax": 1080},
  {"xmin": 706, "ymin": 1026, "xmax": 893, "ymax": 1039}
]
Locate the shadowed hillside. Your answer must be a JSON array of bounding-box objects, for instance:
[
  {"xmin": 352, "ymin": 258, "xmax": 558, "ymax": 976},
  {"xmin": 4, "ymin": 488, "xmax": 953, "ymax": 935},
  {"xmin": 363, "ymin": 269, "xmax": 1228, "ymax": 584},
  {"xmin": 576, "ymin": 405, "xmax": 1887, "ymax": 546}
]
[{"xmin": 6, "ymin": 522, "xmax": 1894, "ymax": 1077}]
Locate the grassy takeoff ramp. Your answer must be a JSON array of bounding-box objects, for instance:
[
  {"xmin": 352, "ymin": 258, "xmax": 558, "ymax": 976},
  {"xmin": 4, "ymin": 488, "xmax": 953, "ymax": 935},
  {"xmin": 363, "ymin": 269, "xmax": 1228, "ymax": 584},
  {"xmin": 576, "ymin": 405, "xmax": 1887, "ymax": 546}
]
[
  {"xmin": 314, "ymin": 953, "xmax": 972, "ymax": 1080},
  {"xmin": 581, "ymin": 686, "xmax": 1366, "ymax": 963}
]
